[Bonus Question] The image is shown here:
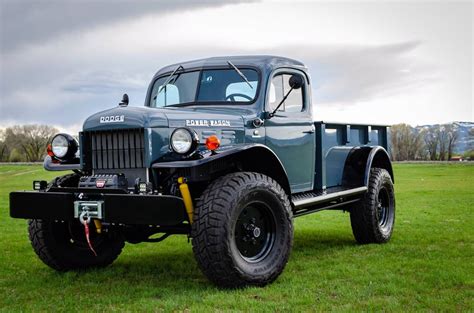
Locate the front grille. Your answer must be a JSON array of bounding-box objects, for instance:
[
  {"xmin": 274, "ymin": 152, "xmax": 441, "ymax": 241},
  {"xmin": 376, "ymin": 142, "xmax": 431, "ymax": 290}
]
[{"xmin": 84, "ymin": 129, "xmax": 145, "ymax": 170}]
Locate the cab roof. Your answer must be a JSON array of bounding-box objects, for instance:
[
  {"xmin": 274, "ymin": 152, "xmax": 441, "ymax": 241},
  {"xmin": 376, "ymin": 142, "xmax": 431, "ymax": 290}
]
[{"xmin": 153, "ymin": 55, "xmax": 306, "ymax": 78}]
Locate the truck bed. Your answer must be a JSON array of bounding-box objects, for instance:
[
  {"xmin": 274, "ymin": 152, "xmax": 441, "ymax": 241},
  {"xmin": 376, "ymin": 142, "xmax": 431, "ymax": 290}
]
[
  {"xmin": 289, "ymin": 122, "xmax": 389, "ymax": 216},
  {"xmin": 314, "ymin": 121, "xmax": 389, "ymax": 190}
]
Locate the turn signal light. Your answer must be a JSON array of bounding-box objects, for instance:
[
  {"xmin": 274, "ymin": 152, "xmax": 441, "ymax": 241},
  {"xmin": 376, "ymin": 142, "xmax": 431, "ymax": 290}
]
[
  {"xmin": 205, "ymin": 135, "xmax": 220, "ymax": 151},
  {"xmin": 47, "ymin": 144, "xmax": 54, "ymax": 157}
]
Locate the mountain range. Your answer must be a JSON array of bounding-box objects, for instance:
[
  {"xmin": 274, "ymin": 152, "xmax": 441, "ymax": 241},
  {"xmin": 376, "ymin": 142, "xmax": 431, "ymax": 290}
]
[{"xmin": 415, "ymin": 121, "xmax": 474, "ymax": 154}]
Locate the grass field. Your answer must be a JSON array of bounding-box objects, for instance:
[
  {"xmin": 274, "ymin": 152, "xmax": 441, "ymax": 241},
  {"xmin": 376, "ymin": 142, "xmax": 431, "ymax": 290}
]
[{"xmin": 0, "ymin": 163, "xmax": 473, "ymax": 312}]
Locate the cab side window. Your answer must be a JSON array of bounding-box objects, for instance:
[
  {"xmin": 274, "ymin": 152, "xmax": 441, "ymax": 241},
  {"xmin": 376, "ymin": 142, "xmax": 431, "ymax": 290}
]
[{"xmin": 268, "ymin": 73, "xmax": 304, "ymax": 113}]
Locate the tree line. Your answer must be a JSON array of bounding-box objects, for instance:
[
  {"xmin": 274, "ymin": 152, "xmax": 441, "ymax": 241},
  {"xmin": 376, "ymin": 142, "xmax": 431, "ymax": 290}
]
[
  {"xmin": 390, "ymin": 123, "xmax": 473, "ymax": 161},
  {"xmin": 0, "ymin": 125, "xmax": 58, "ymax": 162}
]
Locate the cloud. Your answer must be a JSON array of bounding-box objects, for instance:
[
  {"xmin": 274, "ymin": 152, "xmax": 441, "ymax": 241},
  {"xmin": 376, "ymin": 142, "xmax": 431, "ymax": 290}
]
[
  {"xmin": 277, "ymin": 41, "xmax": 438, "ymax": 106},
  {"xmin": 61, "ymin": 71, "xmax": 148, "ymax": 94},
  {"xmin": 0, "ymin": 0, "xmax": 253, "ymax": 52},
  {"xmin": 0, "ymin": 1, "xmax": 470, "ymax": 131},
  {"xmin": 0, "ymin": 0, "xmax": 257, "ymax": 130},
  {"xmin": 1, "ymin": 41, "xmax": 433, "ymax": 129}
]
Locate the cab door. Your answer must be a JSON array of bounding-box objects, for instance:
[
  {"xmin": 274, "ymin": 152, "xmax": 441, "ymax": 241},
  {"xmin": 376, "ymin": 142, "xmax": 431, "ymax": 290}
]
[{"xmin": 264, "ymin": 69, "xmax": 315, "ymax": 193}]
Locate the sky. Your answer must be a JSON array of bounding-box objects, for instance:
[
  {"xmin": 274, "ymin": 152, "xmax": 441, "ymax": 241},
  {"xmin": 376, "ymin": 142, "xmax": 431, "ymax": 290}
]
[{"xmin": 0, "ymin": 0, "xmax": 472, "ymax": 134}]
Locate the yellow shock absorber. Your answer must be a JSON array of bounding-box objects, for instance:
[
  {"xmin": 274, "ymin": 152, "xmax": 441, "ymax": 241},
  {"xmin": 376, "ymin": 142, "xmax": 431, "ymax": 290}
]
[
  {"xmin": 178, "ymin": 177, "xmax": 194, "ymax": 224},
  {"xmin": 93, "ymin": 219, "xmax": 102, "ymax": 234}
]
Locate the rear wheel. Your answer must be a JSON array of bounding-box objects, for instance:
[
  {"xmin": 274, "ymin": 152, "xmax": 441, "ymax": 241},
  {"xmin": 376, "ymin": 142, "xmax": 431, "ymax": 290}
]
[
  {"xmin": 192, "ymin": 172, "xmax": 293, "ymax": 288},
  {"xmin": 350, "ymin": 168, "xmax": 395, "ymax": 244}
]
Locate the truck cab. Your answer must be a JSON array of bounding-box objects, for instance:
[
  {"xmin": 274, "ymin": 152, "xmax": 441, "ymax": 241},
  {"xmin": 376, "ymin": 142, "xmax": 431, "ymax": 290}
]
[{"xmin": 10, "ymin": 55, "xmax": 396, "ymax": 288}]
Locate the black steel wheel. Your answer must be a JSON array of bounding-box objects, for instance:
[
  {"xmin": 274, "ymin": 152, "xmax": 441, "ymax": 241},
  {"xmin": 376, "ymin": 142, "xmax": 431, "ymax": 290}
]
[
  {"xmin": 234, "ymin": 202, "xmax": 276, "ymax": 262},
  {"xmin": 192, "ymin": 172, "xmax": 293, "ymax": 288},
  {"xmin": 377, "ymin": 186, "xmax": 390, "ymax": 228},
  {"xmin": 350, "ymin": 168, "xmax": 395, "ymax": 244}
]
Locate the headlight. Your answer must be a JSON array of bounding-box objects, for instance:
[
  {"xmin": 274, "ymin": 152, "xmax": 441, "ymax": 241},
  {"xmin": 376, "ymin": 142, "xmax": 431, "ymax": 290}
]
[
  {"xmin": 51, "ymin": 133, "xmax": 78, "ymax": 160},
  {"xmin": 170, "ymin": 128, "xmax": 198, "ymax": 155}
]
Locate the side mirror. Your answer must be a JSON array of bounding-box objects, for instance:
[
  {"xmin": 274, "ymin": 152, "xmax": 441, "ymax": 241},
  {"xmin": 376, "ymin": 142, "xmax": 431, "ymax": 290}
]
[
  {"xmin": 119, "ymin": 93, "xmax": 129, "ymax": 107},
  {"xmin": 289, "ymin": 74, "xmax": 304, "ymax": 89}
]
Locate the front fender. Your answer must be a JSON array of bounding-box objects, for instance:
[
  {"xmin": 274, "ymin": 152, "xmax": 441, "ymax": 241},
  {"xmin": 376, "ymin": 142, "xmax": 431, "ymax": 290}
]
[
  {"xmin": 152, "ymin": 144, "xmax": 267, "ymax": 168},
  {"xmin": 152, "ymin": 144, "xmax": 291, "ymax": 195}
]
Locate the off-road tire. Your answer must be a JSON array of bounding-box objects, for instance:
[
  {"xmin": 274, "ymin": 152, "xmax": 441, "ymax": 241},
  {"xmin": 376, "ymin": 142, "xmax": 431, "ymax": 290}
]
[
  {"xmin": 192, "ymin": 172, "xmax": 293, "ymax": 288},
  {"xmin": 28, "ymin": 173, "xmax": 124, "ymax": 271},
  {"xmin": 350, "ymin": 168, "xmax": 395, "ymax": 244},
  {"xmin": 28, "ymin": 219, "xmax": 124, "ymax": 271}
]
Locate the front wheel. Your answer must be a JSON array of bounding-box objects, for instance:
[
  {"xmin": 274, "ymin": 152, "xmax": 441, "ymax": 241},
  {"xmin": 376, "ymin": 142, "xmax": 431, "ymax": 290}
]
[
  {"xmin": 28, "ymin": 219, "xmax": 124, "ymax": 271},
  {"xmin": 192, "ymin": 172, "xmax": 293, "ymax": 288},
  {"xmin": 27, "ymin": 172, "xmax": 125, "ymax": 271},
  {"xmin": 350, "ymin": 168, "xmax": 396, "ymax": 244}
]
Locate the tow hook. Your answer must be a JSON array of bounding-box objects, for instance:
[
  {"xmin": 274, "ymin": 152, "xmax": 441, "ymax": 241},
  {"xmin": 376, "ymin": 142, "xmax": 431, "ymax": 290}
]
[
  {"xmin": 74, "ymin": 201, "xmax": 104, "ymax": 234},
  {"xmin": 178, "ymin": 177, "xmax": 194, "ymax": 224}
]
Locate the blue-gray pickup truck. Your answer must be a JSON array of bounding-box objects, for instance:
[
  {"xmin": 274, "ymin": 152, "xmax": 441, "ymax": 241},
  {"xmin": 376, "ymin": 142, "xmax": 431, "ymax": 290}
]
[{"xmin": 10, "ymin": 55, "xmax": 395, "ymax": 288}]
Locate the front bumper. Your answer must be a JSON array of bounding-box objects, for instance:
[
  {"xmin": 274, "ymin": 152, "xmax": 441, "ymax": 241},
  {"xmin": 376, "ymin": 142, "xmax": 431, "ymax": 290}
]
[{"xmin": 10, "ymin": 191, "xmax": 188, "ymax": 225}]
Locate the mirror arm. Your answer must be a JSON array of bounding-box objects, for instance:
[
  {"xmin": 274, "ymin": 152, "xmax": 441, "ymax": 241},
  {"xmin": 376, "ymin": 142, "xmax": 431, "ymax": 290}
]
[{"xmin": 268, "ymin": 87, "xmax": 294, "ymax": 118}]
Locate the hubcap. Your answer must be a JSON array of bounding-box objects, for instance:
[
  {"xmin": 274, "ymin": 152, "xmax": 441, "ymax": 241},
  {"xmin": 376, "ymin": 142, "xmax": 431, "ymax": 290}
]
[{"xmin": 234, "ymin": 202, "xmax": 276, "ymax": 262}]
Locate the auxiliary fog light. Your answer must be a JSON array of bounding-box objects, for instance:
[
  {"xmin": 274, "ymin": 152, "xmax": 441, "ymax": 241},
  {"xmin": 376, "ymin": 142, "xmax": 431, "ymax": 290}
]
[
  {"xmin": 139, "ymin": 182, "xmax": 147, "ymax": 193},
  {"xmin": 33, "ymin": 180, "xmax": 47, "ymax": 191}
]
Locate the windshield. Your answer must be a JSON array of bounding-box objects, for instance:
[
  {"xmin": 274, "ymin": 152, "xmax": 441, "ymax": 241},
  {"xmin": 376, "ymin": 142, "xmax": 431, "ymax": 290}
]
[{"xmin": 149, "ymin": 68, "xmax": 259, "ymax": 107}]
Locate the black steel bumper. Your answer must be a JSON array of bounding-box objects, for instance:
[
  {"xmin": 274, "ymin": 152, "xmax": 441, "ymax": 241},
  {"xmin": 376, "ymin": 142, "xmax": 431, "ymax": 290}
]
[{"xmin": 9, "ymin": 191, "xmax": 188, "ymax": 225}]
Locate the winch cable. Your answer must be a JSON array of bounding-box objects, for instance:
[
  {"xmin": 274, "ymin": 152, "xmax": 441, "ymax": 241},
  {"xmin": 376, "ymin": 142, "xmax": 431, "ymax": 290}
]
[{"xmin": 80, "ymin": 211, "xmax": 98, "ymax": 257}]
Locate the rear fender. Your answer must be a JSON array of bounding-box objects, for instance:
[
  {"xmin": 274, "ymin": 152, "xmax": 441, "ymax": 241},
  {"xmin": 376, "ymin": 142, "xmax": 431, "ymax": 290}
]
[{"xmin": 342, "ymin": 146, "xmax": 394, "ymax": 188}]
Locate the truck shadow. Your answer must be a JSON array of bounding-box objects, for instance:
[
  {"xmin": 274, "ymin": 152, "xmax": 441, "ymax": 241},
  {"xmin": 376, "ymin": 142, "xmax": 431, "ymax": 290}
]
[
  {"xmin": 103, "ymin": 230, "xmax": 357, "ymax": 287},
  {"xmin": 292, "ymin": 230, "xmax": 356, "ymax": 252},
  {"xmin": 18, "ymin": 230, "xmax": 360, "ymax": 307}
]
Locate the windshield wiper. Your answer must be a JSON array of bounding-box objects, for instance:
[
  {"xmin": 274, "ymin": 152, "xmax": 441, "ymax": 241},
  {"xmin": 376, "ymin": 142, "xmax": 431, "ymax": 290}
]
[
  {"xmin": 227, "ymin": 61, "xmax": 253, "ymax": 89},
  {"xmin": 165, "ymin": 102, "xmax": 195, "ymax": 108},
  {"xmin": 157, "ymin": 64, "xmax": 184, "ymax": 95}
]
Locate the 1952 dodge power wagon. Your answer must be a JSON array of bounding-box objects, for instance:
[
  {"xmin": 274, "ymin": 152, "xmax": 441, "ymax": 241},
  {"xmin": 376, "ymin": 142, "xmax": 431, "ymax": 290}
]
[{"xmin": 10, "ymin": 56, "xmax": 395, "ymax": 288}]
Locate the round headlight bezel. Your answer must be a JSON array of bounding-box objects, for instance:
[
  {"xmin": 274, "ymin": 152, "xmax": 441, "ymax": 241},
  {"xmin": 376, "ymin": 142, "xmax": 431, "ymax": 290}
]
[
  {"xmin": 170, "ymin": 128, "xmax": 199, "ymax": 155},
  {"xmin": 51, "ymin": 133, "xmax": 78, "ymax": 160}
]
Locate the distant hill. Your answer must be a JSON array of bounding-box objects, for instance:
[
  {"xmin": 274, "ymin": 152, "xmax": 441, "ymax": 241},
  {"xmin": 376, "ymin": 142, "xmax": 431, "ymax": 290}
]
[{"xmin": 415, "ymin": 121, "xmax": 474, "ymax": 155}]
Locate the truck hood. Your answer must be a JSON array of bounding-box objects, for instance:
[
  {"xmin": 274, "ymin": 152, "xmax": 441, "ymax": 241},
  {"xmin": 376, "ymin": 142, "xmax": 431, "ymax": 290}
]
[
  {"xmin": 82, "ymin": 105, "xmax": 246, "ymax": 131},
  {"xmin": 83, "ymin": 106, "xmax": 168, "ymax": 131}
]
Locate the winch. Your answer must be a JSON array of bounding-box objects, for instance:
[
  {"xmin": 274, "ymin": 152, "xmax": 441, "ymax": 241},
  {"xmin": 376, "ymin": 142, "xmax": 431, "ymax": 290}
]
[{"xmin": 79, "ymin": 174, "xmax": 127, "ymax": 189}]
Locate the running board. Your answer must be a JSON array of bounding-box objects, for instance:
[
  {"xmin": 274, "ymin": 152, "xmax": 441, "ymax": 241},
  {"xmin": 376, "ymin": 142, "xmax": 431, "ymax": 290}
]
[
  {"xmin": 293, "ymin": 198, "xmax": 361, "ymax": 218},
  {"xmin": 292, "ymin": 186, "xmax": 367, "ymax": 212}
]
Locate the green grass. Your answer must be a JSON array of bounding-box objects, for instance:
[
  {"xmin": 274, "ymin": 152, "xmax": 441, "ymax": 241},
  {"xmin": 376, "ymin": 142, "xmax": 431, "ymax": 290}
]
[{"xmin": 0, "ymin": 163, "xmax": 473, "ymax": 312}]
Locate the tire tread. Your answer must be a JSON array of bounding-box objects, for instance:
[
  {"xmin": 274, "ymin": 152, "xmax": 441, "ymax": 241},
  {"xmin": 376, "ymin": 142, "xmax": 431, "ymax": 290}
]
[{"xmin": 350, "ymin": 168, "xmax": 395, "ymax": 244}]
